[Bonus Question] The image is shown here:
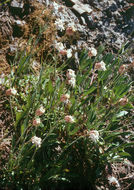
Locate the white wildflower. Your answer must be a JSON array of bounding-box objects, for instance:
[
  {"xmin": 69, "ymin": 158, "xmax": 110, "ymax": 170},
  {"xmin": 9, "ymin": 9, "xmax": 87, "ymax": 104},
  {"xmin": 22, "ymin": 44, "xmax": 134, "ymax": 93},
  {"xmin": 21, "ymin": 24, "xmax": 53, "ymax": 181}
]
[
  {"xmin": 55, "ymin": 18, "xmax": 65, "ymax": 31},
  {"xmin": 68, "ymin": 23, "xmax": 76, "ymax": 31},
  {"xmin": 60, "ymin": 94, "xmax": 70, "ymax": 104},
  {"xmin": 52, "ymin": 2, "xmax": 60, "ymax": 12},
  {"xmin": 35, "ymin": 106, "xmax": 45, "ymax": 116},
  {"xmin": 31, "ymin": 136, "xmax": 42, "ymax": 148},
  {"xmin": 118, "ymin": 64, "xmax": 127, "ymax": 74},
  {"xmin": 88, "ymin": 47, "xmax": 97, "ymax": 57},
  {"xmin": 67, "ymin": 78, "xmax": 76, "ymax": 88},
  {"xmin": 33, "ymin": 118, "xmax": 41, "ymax": 126},
  {"xmin": 66, "ymin": 69, "xmax": 76, "ymax": 79},
  {"xmin": 64, "ymin": 115, "xmax": 75, "ymax": 123},
  {"xmin": 119, "ymin": 97, "xmax": 128, "ymax": 106},
  {"xmin": 95, "ymin": 61, "xmax": 106, "ymax": 71},
  {"xmin": 67, "ymin": 49, "xmax": 72, "ymax": 58},
  {"xmin": 108, "ymin": 176, "xmax": 120, "ymax": 187},
  {"xmin": 55, "ymin": 42, "xmax": 65, "ymax": 52},
  {"xmin": 55, "ymin": 145, "xmax": 62, "ymax": 152},
  {"xmin": 6, "ymin": 88, "xmax": 17, "ymax": 96},
  {"xmin": 66, "ymin": 23, "xmax": 76, "ymax": 36},
  {"xmin": 88, "ymin": 130, "xmax": 99, "ymax": 143},
  {"xmin": 104, "ymin": 86, "xmax": 107, "ymax": 90}
]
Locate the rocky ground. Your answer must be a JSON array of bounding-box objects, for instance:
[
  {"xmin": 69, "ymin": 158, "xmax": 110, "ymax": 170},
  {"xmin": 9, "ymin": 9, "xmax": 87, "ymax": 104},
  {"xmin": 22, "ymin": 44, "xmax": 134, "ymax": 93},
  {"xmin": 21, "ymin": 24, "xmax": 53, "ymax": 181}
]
[
  {"xmin": 0, "ymin": 0, "xmax": 134, "ymax": 189},
  {"xmin": 0, "ymin": 0, "xmax": 134, "ymax": 75}
]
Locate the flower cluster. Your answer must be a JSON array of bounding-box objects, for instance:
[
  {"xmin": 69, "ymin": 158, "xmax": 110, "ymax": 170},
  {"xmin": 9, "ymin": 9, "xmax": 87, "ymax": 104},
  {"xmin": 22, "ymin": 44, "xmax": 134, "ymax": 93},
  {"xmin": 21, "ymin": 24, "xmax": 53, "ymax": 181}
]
[
  {"xmin": 35, "ymin": 106, "xmax": 45, "ymax": 116},
  {"xmin": 33, "ymin": 106, "xmax": 45, "ymax": 126},
  {"xmin": 108, "ymin": 176, "xmax": 120, "ymax": 187},
  {"xmin": 88, "ymin": 130, "xmax": 99, "ymax": 143},
  {"xmin": 66, "ymin": 23, "xmax": 76, "ymax": 36},
  {"xmin": 64, "ymin": 115, "xmax": 75, "ymax": 123},
  {"xmin": 60, "ymin": 94, "xmax": 70, "ymax": 104},
  {"xmin": 118, "ymin": 64, "xmax": 127, "ymax": 74},
  {"xmin": 66, "ymin": 69, "xmax": 76, "ymax": 88},
  {"xmin": 55, "ymin": 18, "xmax": 65, "ymax": 31},
  {"xmin": 119, "ymin": 97, "xmax": 128, "ymax": 106},
  {"xmin": 31, "ymin": 136, "xmax": 42, "ymax": 148},
  {"xmin": 88, "ymin": 47, "xmax": 97, "ymax": 57},
  {"xmin": 33, "ymin": 118, "xmax": 41, "ymax": 126},
  {"xmin": 54, "ymin": 42, "xmax": 72, "ymax": 58},
  {"xmin": 6, "ymin": 88, "xmax": 17, "ymax": 96},
  {"xmin": 95, "ymin": 61, "xmax": 106, "ymax": 71}
]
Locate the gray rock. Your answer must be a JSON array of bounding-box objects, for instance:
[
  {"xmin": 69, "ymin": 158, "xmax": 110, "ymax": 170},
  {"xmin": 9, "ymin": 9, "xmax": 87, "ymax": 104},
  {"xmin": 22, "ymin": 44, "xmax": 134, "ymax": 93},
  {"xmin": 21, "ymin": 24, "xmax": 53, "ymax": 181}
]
[{"xmin": 73, "ymin": 3, "xmax": 92, "ymax": 15}]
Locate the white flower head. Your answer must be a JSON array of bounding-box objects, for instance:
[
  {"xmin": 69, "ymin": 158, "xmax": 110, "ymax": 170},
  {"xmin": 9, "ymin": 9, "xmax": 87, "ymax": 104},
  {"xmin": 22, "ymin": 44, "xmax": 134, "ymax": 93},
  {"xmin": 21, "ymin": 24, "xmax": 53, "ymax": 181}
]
[
  {"xmin": 95, "ymin": 61, "xmax": 106, "ymax": 71},
  {"xmin": 67, "ymin": 49, "xmax": 72, "ymax": 58},
  {"xmin": 66, "ymin": 69, "xmax": 76, "ymax": 79},
  {"xmin": 66, "ymin": 23, "xmax": 76, "ymax": 36},
  {"xmin": 119, "ymin": 97, "xmax": 128, "ymax": 106},
  {"xmin": 88, "ymin": 130, "xmax": 99, "ymax": 143},
  {"xmin": 55, "ymin": 145, "xmax": 62, "ymax": 152},
  {"xmin": 60, "ymin": 94, "xmax": 70, "ymax": 104},
  {"xmin": 52, "ymin": 2, "xmax": 60, "ymax": 12},
  {"xmin": 33, "ymin": 118, "xmax": 41, "ymax": 126},
  {"xmin": 67, "ymin": 78, "xmax": 76, "ymax": 88},
  {"xmin": 68, "ymin": 23, "xmax": 76, "ymax": 31},
  {"xmin": 108, "ymin": 176, "xmax": 120, "ymax": 187},
  {"xmin": 6, "ymin": 88, "xmax": 17, "ymax": 96},
  {"xmin": 31, "ymin": 136, "xmax": 42, "ymax": 148},
  {"xmin": 88, "ymin": 47, "xmax": 97, "ymax": 57},
  {"xmin": 55, "ymin": 42, "xmax": 65, "ymax": 52},
  {"xmin": 118, "ymin": 64, "xmax": 127, "ymax": 74},
  {"xmin": 35, "ymin": 106, "xmax": 45, "ymax": 116},
  {"xmin": 64, "ymin": 115, "xmax": 75, "ymax": 123},
  {"xmin": 55, "ymin": 18, "xmax": 65, "ymax": 31}
]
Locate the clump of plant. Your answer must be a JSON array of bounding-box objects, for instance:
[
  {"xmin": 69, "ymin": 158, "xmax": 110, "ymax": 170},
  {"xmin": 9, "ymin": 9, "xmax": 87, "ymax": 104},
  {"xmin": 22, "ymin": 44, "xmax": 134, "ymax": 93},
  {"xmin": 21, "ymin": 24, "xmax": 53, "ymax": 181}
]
[
  {"xmin": 0, "ymin": 2, "xmax": 134, "ymax": 188},
  {"xmin": 0, "ymin": 38, "xmax": 133, "ymax": 190}
]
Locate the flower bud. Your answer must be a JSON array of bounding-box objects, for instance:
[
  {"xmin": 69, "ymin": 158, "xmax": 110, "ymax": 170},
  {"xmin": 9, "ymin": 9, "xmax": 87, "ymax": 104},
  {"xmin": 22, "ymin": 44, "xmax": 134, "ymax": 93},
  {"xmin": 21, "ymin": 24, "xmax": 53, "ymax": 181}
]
[
  {"xmin": 33, "ymin": 118, "xmax": 41, "ymax": 126},
  {"xmin": 119, "ymin": 97, "xmax": 128, "ymax": 106},
  {"xmin": 6, "ymin": 88, "xmax": 17, "ymax": 96},
  {"xmin": 64, "ymin": 115, "xmax": 75, "ymax": 123},
  {"xmin": 95, "ymin": 61, "xmax": 106, "ymax": 71},
  {"xmin": 88, "ymin": 47, "xmax": 97, "ymax": 57},
  {"xmin": 35, "ymin": 106, "xmax": 45, "ymax": 116}
]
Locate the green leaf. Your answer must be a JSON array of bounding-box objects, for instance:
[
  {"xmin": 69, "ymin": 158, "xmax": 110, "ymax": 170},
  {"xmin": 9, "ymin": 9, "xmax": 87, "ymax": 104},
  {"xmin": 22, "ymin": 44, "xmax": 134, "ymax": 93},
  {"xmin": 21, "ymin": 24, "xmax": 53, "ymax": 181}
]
[
  {"xmin": 104, "ymin": 132, "xmax": 130, "ymax": 141},
  {"xmin": 83, "ymin": 86, "xmax": 96, "ymax": 97},
  {"xmin": 118, "ymin": 152, "xmax": 131, "ymax": 157},
  {"xmin": 16, "ymin": 112, "xmax": 23, "ymax": 123},
  {"xmin": 48, "ymin": 80, "xmax": 53, "ymax": 93},
  {"xmin": 21, "ymin": 124, "xmax": 25, "ymax": 136}
]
